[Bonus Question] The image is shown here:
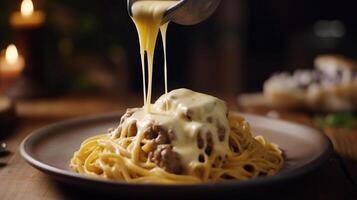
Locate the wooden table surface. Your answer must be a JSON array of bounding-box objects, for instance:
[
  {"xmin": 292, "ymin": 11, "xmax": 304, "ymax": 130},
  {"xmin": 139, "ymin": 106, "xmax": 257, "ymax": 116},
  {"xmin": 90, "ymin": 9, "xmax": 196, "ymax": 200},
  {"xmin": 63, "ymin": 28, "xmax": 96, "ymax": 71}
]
[{"xmin": 0, "ymin": 94, "xmax": 356, "ymax": 200}]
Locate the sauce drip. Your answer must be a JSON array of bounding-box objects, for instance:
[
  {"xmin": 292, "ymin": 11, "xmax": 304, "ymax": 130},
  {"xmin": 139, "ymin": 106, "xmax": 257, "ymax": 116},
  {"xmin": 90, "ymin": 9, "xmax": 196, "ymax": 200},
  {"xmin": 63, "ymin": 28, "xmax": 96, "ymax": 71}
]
[
  {"xmin": 160, "ymin": 22, "xmax": 169, "ymax": 110},
  {"xmin": 131, "ymin": 1, "xmax": 178, "ymax": 112}
]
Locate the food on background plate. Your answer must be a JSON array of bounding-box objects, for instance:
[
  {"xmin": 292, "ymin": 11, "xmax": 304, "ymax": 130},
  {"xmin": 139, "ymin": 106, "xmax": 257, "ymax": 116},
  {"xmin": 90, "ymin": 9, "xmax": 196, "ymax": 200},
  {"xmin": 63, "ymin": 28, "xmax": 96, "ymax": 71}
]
[
  {"xmin": 314, "ymin": 113, "xmax": 357, "ymax": 159},
  {"xmin": 314, "ymin": 112, "xmax": 355, "ymax": 130},
  {"xmin": 254, "ymin": 55, "xmax": 357, "ymax": 160},
  {"xmin": 264, "ymin": 54, "xmax": 357, "ymax": 112}
]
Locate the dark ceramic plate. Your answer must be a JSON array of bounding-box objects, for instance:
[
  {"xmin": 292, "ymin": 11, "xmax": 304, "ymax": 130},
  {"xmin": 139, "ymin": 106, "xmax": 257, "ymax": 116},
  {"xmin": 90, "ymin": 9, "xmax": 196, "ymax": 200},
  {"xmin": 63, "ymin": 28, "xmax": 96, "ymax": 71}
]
[{"xmin": 20, "ymin": 112, "xmax": 332, "ymax": 197}]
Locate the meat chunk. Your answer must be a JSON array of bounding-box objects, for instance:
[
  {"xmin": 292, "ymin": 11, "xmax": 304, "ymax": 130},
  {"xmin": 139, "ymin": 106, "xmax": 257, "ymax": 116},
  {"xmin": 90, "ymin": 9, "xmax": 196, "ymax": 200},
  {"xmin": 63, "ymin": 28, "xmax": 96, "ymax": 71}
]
[
  {"xmin": 120, "ymin": 108, "xmax": 136, "ymax": 124},
  {"xmin": 151, "ymin": 145, "xmax": 183, "ymax": 174},
  {"xmin": 144, "ymin": 123, "xmax": 175, "ymax": 145},
  {"xmin": 128, "ymin": 120, "xmax": 137, "ymax": 137},
  {"xmin": 153, "ymin": 125, "xmax": 171, "ymax": 144}
]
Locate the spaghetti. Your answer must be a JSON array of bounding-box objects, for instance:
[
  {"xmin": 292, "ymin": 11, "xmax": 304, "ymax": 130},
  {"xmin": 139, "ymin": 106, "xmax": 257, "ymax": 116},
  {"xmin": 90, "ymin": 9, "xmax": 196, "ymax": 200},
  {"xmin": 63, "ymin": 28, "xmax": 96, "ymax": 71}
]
[{"xmin": 70, "ymin": 89, "xmax": 283, "ymax": 183}]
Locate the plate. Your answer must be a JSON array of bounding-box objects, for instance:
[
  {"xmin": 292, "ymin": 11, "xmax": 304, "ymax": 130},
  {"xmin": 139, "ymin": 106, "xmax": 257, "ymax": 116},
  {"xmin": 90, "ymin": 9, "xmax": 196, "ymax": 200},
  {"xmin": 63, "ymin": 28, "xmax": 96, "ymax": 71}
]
[{"xmin": 20, "ymin": 112, "xmax": 332, "ymax": 197}]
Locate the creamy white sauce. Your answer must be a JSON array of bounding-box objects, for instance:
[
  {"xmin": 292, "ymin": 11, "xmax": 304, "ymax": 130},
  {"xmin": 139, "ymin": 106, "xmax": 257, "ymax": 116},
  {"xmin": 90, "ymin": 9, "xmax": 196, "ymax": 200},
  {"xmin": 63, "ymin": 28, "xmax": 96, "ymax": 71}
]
[
  {"xmin": 131, "ymin": 1, "xmax": 179, "ymax": 112},
  {"xmin": 117, "ymin": 88, "xmax": 231, "ymax": 169}
]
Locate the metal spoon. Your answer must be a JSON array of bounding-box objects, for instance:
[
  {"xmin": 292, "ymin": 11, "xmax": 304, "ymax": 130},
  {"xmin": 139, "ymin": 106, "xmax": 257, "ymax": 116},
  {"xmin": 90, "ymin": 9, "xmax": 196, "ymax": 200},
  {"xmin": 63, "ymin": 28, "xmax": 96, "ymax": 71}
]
[{"xmin": 127, "ymin": 0, "xmax": 221, "ymax": 25}]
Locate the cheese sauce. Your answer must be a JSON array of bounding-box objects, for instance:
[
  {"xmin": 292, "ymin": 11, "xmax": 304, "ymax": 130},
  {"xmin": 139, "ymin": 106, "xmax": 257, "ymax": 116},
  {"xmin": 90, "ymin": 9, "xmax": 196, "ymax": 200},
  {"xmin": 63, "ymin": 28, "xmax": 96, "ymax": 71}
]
[
  {"xmin": 160, "ymin": 22, "xmax": 170, "ymax": 110},
  {"xmin": 117, "ymin": 88, "xmax": 231, "ymax": 169},
  {"xmin": 131, "ymin": 1, "xmax": 178, "ymax": 112}
]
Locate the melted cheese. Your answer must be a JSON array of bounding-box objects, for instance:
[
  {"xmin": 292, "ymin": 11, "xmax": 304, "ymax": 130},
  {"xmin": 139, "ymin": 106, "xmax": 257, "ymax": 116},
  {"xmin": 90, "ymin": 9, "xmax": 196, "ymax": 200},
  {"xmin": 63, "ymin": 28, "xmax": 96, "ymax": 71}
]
[
  {"xmin": 160, "ymin": 22, "xmax": 170, "ymax": 110},
  {"xmin": 119, "ymin": 88, "xmax": 231, "ymax": 168},
  {"xmin": 131, "ymin": 1, "xmax": 179, "ymax": 112}
]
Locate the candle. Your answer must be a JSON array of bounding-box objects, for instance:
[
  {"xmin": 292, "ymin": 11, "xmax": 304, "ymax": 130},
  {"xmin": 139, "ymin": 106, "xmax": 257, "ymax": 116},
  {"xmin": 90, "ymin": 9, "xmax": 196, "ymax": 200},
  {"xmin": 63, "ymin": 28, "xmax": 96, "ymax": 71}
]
[
  {"xmin": 10, "ymin": 0, "xmax": 45, "ymax": 29},
  {"xmin": 9, "ymin": 0, "xmax": 46, "ymax": 99},
  {"xmin": 0, "ymin": 44, "xmax": 25, "ymax": 80},
  {"xmin": 0, "ymin": 44, "xmax": 25, "ymax": 92}
]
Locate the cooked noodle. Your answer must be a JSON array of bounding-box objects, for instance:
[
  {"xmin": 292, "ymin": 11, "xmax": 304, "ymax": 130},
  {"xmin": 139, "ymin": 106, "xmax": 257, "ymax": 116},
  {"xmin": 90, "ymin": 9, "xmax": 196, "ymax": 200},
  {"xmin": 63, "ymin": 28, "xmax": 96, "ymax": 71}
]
[{"xmin": 70, "ymin": 114, "xmax": 283, "ymax": 183}]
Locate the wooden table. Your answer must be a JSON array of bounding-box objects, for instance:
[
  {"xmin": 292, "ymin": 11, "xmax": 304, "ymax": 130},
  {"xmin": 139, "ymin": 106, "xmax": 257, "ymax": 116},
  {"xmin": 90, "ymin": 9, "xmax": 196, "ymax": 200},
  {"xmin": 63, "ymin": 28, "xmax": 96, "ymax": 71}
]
[{"xmin": 0, "ymin": 94, "xmax": 356, "ymax": 200}]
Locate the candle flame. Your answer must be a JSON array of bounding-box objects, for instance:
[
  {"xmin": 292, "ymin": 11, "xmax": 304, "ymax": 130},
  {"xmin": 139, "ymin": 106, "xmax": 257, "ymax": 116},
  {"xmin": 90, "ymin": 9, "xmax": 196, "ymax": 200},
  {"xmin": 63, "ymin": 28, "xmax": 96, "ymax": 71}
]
[
  {"xmin": 5, "ymin": 44, "xmax": 19, "ymax": 65},
  {"xmin": 21, "ymin": 0, "xmax": 34, "ymax": 17}
]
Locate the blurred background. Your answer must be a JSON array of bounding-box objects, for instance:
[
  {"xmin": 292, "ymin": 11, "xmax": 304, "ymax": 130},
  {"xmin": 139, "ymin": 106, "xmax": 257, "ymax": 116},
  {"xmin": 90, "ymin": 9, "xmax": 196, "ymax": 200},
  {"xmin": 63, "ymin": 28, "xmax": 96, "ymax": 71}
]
[
  {"xmin": 1, "ymin": 2, "xmax": 357, "ymax": 195},
  {"xmin": 0, "ymin": 0, "xmax": 356, "ymax": 96}
]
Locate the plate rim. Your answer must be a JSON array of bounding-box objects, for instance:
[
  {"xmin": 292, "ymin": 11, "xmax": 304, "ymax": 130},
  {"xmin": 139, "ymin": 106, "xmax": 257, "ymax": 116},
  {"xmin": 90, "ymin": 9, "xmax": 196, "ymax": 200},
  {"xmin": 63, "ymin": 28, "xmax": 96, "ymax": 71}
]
[{"xmin": 19, "ymin": 111, "xmax": 333, "ymax": 189}]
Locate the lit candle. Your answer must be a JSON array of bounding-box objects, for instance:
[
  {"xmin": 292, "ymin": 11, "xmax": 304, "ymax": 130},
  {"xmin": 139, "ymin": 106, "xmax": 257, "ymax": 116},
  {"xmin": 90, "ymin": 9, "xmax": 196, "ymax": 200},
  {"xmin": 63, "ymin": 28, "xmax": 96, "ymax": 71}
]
[
  {"xmin": 8, "ymin": 0, "xmax": 46, "ymax": 99},
  {"xmin": 10, "ymin": 0, "xmax": 45, "ymax": 28},
  {"xmin": 0, "ymin": 44, "xmax": 25, "ymax": 80}
]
